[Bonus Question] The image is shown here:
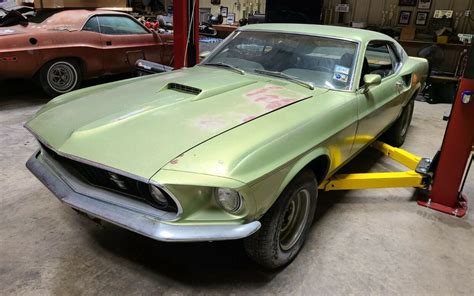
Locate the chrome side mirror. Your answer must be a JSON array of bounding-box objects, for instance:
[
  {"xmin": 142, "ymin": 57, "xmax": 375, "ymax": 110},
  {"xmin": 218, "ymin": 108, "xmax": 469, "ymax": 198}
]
[{"xmin": 361, "ymin": 74, "xmax": 382, "ymax": 94}]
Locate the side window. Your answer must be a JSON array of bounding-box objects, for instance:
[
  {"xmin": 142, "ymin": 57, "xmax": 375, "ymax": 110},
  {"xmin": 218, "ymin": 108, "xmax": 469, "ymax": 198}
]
[
  {"xmin": 98, "ymin": 16, "xmax": 149, "ymax": 35},
  {"xmin": 364, "ymin": 42, "xmax": 397, "ymax": 79},
  {"xmin": 82, "ymin": 16, "xmax": 100, "ymax": 33},
  {"xmin": 387, "ymin": 43, "xmax": 401, "ymax": 71}
]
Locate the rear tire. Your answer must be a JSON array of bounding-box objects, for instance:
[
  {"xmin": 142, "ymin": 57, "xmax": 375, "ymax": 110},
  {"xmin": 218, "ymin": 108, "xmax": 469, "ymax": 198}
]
[
  {"xmin": 244, "ymin": 169, "xmax": 318, "ymax": 269},
  {"xmin": 39, "ymin": 59, "xmax": 82, "ymax": 97},
  {"xmin": 382, "ymin": 98, "xmax": 415, "ymax": 147}
]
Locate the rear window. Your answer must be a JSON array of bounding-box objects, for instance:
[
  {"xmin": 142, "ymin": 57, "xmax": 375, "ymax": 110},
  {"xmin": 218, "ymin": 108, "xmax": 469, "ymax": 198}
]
[
  {"xmin": 97, "ymin": 15, "xmax": 148, "ymax": 35},
  {"xmin": 82, "ymin": 16, "xmax": 100, "ymax": 33}
]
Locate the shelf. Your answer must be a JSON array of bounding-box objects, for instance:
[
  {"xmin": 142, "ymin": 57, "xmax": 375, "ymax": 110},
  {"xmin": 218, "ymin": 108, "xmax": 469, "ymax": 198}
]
[
  {"xmin": 429, "ymin": 75, "xmax": 459, "ymax": 82},
  {"xmin": 399, "ymin": 40, "xmax": 470, "ymax": 47}
]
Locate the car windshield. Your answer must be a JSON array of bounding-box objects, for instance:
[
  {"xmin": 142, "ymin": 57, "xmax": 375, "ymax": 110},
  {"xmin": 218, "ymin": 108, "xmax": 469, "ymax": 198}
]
[{"xmin": 203, "ymin": 31, "xmax": 358, "ymax": 91}]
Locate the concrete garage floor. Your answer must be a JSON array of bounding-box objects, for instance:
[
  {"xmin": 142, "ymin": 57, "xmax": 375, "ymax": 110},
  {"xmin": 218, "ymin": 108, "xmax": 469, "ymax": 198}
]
[{"xmin": 1, "ymin": 79, "xmax": 473, "ymax": 295}]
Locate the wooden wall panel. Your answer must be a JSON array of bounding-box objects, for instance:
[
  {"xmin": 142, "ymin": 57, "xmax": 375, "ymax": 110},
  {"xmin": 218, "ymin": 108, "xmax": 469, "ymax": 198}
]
[
  {"xmin": 200, "ymin": 0, "xmax": 266, "ymax": 22},
  {"xmin": 323, "ymin": 0, "xmax": 473, "ymax": 34}
]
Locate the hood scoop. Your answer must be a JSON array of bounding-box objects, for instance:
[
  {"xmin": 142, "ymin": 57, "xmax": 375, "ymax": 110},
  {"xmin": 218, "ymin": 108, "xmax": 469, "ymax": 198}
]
[{"xmin": 167, "ymin": 83, "xmax": 202, "ymax": 95}]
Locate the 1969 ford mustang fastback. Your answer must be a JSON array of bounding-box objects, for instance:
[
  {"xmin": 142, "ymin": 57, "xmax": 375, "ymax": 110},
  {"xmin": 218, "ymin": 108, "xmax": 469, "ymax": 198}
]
[{"xmin": 26, "ymin": 24, "xmax": 428, "ymax": 268}]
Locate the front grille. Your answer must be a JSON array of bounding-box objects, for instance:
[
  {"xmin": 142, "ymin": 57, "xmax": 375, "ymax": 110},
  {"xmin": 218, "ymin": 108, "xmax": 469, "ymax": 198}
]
[
  {"xmin": 40, "ymin": 144, "xmax": 177, "ymax": 213},
  {"xmin": 167, "ymin": 83, "xmax": 202, "ymax": 95}
]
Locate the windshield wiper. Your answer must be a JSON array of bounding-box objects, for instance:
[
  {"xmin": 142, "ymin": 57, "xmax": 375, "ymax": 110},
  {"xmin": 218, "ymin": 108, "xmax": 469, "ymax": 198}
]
[
  {"xmin": 254, "ymin": 69, "xmax": 315, "ymax": 90},
  {"xmin": 203, "ymin": 62, "xmax": 245, "ymax": 75}
]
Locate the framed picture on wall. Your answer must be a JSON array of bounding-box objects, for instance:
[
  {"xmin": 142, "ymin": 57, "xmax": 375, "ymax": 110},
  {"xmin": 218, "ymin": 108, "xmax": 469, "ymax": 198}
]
[
  {"xmin": 399, "ymin": 0, "xmax": 416, "ymax": 6},
  {"xmin": 398, "ymin": 11, "xmax": 412, "ymax": 24},
  {"xmin": 226, "ymin": 13, "xmax": 235, "ymax": 25},
  {"xmin": 415, "ymin": 11, "xmax": 429, "ymax": 25},
  {"xmin": 220, "ymin": 6, "xmax": 228, "ymax": 17},
  {"xmin": 417, "ymin": 0, "xmax": 432, "ymax": 10}
]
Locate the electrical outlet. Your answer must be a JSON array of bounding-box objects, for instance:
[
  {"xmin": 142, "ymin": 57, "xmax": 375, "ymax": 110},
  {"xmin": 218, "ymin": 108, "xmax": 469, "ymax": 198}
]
[{"xmin": 465, "ymin": 10, "xmax": 471, "ymax": 17}]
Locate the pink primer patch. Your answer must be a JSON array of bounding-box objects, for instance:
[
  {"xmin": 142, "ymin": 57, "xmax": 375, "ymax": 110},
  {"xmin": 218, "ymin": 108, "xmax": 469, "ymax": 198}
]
[
  {"xmin": 242, "ymin": 115, "xmax": 257, "ymax": 123},
  {"xmin": 170, "ymin": 159, "xmax": 179, "ymax": 164},
  {"xmin": 246, "ymin": 85, "xmax": 284, "ymax": 97},
  {"xmin": 246, "ymin": 85, "xmax": 299, "ymax": 111},
  {"xmin": 265, "ymin": 98, "xmax": 297, "ymax": 110},
  {"xmin": 195, "ymin": 116, "xmax": 228, "ymax": 131}
]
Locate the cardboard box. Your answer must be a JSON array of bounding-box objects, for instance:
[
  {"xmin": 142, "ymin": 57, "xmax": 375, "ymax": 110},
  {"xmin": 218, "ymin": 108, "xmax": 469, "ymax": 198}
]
[
  {"xmin": 437, "ymin": 36, "xmax": 449, "ymax": 44},
  {"xmin": 400, "ymin": 27, "xmax": 416, "ymax": 41},
  {"xmin": 35, "ymin": 0, "xmax": 127, "ymax": 9}
]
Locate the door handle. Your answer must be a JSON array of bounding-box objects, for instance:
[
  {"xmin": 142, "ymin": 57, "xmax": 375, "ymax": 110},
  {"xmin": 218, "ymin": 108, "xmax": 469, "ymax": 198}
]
[{"xmin": 106, "ymin": 41, "xmax": 112, "ymax": 46}]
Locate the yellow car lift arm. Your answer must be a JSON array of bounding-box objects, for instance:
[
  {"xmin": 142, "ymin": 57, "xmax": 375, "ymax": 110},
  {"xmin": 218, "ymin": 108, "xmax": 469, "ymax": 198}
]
[{"xmin": 319, "ymin": 141, "xmax": 432, "ymax": 191}]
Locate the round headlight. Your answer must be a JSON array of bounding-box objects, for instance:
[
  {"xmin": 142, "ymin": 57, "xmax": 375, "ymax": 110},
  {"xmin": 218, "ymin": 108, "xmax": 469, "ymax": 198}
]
[
  {"xmin": 215, "ymin": 188, "xmax": 242, "ymax": 213},
  {"xmin": 149, "ymin": 185, "xmax": 169, "ymax": 208}
]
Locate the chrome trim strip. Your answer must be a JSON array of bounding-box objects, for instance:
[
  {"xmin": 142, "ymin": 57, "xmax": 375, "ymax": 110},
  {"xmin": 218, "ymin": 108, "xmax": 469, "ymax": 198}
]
[
  {"xmin": 149, "ymin": 181, "xmax": 184, "ymax": 221},
  {"xmin": 26, "ymin": 152, "xmax": 261, "ymax": 242},
  {"xmin": 40, "ymin": 149, "xmax": 176, "ymax": 220}
]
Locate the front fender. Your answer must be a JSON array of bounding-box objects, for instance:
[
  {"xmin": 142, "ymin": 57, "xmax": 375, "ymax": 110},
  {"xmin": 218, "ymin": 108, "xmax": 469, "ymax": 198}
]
[
  {"xmin": 279, "ymin": 147, "xmax": 330, "ymax": 195},
  {"xmin": 248, "ymin": 146, "xmax": 330, "ymax": 219},
  {"xmin": 151, "ymin": 168, "xmax": 258, "ymax": 223}
]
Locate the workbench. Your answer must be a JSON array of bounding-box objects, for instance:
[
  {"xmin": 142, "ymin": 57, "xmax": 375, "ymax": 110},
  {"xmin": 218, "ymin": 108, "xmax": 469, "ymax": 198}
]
[
  {"xmin": 212, "ymin": 24, "xmax": 238, "ymax": 38},
  {"xmin": 399, "ymin": 40, "xmax": 470, "ymax": 74}
]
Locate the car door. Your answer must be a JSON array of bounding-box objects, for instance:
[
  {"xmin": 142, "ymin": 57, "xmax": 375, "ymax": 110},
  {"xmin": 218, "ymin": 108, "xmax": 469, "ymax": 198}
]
[
  {"xmin": 80, "ymin": 16, "xmax": 105, "ymax": 77},
  {"xmin": 353, "ymin": 40, "xmax": 406, "ymax": 150},
  {"xmin": 96, "ymin": 15, "xmax": 162, "ymax": 73}
]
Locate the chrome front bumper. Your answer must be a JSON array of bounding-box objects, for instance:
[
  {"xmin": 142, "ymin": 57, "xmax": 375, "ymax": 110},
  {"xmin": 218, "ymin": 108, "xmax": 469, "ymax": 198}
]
[{"xmin": 26, "ymin": 151, "xmax": 261, "ymax": 242}]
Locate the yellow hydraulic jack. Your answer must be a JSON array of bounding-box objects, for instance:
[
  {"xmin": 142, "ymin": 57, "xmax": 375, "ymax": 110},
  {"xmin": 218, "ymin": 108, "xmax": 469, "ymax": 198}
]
[{"xmin": 318, "ymin": 141, "xmax": 433, "ymax": 192}]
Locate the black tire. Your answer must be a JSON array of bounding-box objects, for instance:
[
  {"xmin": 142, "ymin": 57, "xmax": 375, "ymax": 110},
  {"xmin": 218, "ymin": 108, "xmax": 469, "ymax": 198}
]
[
  {"xmin": 382, "ymin": 98, "xmax": 415, "ymax": 147},
  {"xmin": 244, "ymin": 169, "xmax": 318, "ymax": 269},
  {"xmin": 38, "ymin": 59, "xmax": 82, "ymax": 97}
]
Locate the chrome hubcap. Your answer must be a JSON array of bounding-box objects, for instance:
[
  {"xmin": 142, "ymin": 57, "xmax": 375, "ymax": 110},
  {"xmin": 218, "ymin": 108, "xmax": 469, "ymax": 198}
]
[
  {"xmin": 47, "ymin": 62, "xmax": 77, "ymax": 92},
  {"xmin": 279, "ymin": 189, "xmax": 311, "ymax": 251}
]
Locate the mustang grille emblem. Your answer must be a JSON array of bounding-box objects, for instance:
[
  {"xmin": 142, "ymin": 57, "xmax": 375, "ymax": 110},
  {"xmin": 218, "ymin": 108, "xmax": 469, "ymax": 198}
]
[{"xmin": 108, "ymin": 172, "xmax": 127, "ymax": 190}]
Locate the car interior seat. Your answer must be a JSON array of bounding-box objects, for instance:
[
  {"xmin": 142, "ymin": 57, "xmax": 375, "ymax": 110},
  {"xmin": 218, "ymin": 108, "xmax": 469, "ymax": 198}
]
[{"xmin": 360, "ymin": 57, "xmax": 370, "ymax": 87}]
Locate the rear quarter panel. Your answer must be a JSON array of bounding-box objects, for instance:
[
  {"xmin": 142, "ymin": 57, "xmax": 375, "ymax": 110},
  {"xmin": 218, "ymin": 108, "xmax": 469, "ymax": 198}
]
[
  {"xmin": 401, "ymin": 56, "xmax": 429, "ymax": 102},
  {"xmin": 0, "ymin": 33, "xmax": 41, "ymax": 79},
  {"xmin": 0, "ymin": 30, "xmax": 103, "ymax": 79},
  {"xmin": 34, "ymin": 30, "xmax": 104, "ymax": 78}
]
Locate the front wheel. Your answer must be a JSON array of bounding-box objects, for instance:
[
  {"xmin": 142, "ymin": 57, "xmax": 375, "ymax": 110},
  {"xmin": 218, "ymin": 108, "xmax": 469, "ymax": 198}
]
[
  {"xmin": 38, "ymin": 59, "xmax": 82, "ymax": 97},
  {"xmin": 244, "ymin": 169, "xmax": 318, "ymax": 269}
]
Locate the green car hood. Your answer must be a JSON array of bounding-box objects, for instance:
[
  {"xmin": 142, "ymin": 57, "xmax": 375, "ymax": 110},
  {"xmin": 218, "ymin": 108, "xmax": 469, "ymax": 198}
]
[{"xmin": 26, "ymin": 66, "xmax": 324, "ymax": 179}]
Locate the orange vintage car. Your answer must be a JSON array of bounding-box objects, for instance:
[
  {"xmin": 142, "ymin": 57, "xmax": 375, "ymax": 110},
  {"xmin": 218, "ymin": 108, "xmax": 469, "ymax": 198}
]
[{"xmin": 0, "ymin": 9, "xmax": 173, "ymax": 96}]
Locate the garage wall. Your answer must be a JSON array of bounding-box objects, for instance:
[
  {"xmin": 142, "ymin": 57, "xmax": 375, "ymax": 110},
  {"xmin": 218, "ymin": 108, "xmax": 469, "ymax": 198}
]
[
  {"xmin": 0, "ymin": 0, "xmax": 21, "ymax": 8},
  {"xmin": 200, "ymin": 0, "xmax": 266, "ymax": 23},
  {"xmin": 323, "ymin": 0, "xmax": 473, "ymax": 33}
]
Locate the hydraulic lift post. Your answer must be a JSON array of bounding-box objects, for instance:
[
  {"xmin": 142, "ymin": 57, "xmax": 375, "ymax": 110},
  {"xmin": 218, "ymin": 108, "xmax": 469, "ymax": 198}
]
[
  {"xmin": 417, "ymin": 46, "xmax": 474, "ymax": 217},
  {"xmin": 173, "ymin": 0, "xmax": 200, "ymax": 69}
]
